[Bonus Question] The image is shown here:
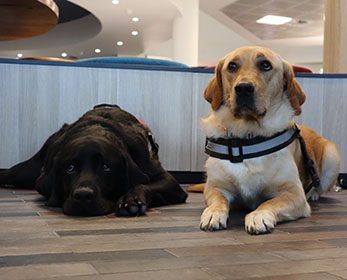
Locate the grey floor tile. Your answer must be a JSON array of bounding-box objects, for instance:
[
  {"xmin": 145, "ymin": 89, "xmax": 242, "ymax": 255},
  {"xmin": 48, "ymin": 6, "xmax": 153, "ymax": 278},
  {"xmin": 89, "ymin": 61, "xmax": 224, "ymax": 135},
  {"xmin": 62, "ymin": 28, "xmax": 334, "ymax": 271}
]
[
  {"xmin": 0, "ymin": 249, "xmax": 174, "ymax": 267},
  {"xmin": 56, "ymin": 225, "xmax": 200, "ymax": 236},
  {"xmin": 241, "ymin": 272, "xmax": 342, "ymax": 280},
  {"xmin": 206, "ymin": 258, "xmax": 347, "ymax": 279},
  {"xmin": 91, "ymin": 253, "xmax": 285, "ymax": 274},
  {"xmin": 0, "ymin": 263, "xmax": 97, "ymax": 280},
  {"xmin": 0, "ymin": 212, "xmax": 39, "ymax": 217},
  {"xmin": 0, "ymin": 200, "xmax": 23, "ymax": 203}
]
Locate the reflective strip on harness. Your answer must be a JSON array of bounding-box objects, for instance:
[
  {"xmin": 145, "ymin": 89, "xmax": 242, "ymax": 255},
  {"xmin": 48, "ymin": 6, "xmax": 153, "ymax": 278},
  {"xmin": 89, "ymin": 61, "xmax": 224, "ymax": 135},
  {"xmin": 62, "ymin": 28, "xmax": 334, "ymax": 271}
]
[{"xmin": 205, "ymin": 128, "xmax": 299, "ymax": 163}]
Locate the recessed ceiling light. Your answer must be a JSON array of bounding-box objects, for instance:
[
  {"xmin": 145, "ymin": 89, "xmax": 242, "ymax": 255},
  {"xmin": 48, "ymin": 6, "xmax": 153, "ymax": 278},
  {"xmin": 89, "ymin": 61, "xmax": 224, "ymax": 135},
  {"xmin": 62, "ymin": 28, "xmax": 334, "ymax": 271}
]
[
  {"xmin": 132, "ymin": 17, "xmax": 139, "ymax": 22},
  {"xmin": 131, "ymin": 31, "xmax": 138, "ymax": 36},
  {"xmin": 111, "ymin": 0, "xmax": 119, "ymax": 5},
  {"xmin": 95, "ymin": 48, "xmax": 101, "ymax": 53},
  {"xmin": 117, "ymin": 41, "xmax": 124, "ymax": 46},
  {"xmin": 61, "ymin": 52, "xmax": 68, "ymax": 57},
  {"xmin": 16, "ymin": 53, "xmax": 23, "ymax": 58},
  {"xmin": 256, "ymin": 15, "xmax": 292, "ymax": 25}
]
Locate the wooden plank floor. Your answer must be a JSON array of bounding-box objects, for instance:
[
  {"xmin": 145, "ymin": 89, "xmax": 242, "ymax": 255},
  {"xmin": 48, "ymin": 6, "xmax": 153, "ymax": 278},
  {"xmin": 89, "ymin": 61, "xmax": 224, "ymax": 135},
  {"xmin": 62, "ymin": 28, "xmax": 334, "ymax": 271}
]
[{"xmin": 1, "ymin": 186, "xmax": 347, "ymax": 280}]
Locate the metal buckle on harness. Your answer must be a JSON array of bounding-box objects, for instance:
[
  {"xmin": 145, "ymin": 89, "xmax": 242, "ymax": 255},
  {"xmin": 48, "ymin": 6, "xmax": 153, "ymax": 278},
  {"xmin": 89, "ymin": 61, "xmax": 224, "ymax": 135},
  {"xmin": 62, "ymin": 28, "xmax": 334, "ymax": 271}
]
[
  {"xmin": 148, "ymin": 132, "xmax": 159, "ymax": 154},
  {"xmin": 229, "ymin": 138, "xmax": 243, "ymax": 163}
]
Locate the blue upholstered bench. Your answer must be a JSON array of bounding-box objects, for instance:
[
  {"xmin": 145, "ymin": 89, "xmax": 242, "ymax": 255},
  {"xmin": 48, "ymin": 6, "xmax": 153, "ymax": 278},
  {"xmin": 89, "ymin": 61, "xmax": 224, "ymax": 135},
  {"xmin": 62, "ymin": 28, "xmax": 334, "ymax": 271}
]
[{"xmin": 77, "ymin": 57, "xmax": 189, "ymax": 68}]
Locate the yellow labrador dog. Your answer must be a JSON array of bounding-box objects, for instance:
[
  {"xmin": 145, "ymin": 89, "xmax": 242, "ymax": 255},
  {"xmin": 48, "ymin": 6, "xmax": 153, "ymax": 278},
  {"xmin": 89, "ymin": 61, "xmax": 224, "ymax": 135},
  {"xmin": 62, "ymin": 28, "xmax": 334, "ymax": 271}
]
[{"xmin": 199, "ymin": 46, "xmax": 340, "ymax": 234}]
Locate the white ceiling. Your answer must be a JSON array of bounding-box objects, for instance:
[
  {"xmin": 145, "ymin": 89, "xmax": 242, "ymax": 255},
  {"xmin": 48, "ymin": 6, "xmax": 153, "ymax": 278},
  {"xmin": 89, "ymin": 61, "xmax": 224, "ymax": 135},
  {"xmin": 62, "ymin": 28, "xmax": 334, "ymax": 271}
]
[
  {"xmin": 200, "ymin": 0, "xmax": 324, "ymax": 48},
  {"xmin": 0, "ymin": 0, "xmax": 324, "ymax": 61},
  {"xmin": 221, "ymin": 0, "xmax": 324, "ymax": 40}
]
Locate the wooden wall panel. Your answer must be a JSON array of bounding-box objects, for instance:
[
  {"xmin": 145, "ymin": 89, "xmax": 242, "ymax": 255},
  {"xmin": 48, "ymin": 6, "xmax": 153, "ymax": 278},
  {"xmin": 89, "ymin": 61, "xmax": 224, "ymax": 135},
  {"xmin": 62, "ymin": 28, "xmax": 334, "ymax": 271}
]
[
  {"xmin": 296, "ymin": 77, "xmax": 347, "ymax": 172},
  {"xmin": 322, "ymin": 79, "xmax": 347, "ymax": 172},
  {"xmin": 55, "ymin": 67, "xmax": 118, "ymax": 124},
  {"xmin": 295, "ymin": 77, "xmax": 324, "ymax": 134},
  {"xmin": 116, "ymin": 69, "xmax": 193, "ymax": 171},
  {"xmin": 190, "ymin": 73, "xmax": 212, "ymax": 171},
  {"xmin": 0, "ymin": 64, "xmax": 119, "ymax": 167},
  {"xmin": 0, "ymin": 64, "xmax": 21, "ymax": 165}
]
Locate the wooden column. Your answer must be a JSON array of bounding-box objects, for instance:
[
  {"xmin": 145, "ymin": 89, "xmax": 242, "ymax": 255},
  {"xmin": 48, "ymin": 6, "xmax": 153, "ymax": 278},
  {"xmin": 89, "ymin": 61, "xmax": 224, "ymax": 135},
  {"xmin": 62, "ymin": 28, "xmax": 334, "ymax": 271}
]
[{"xmin": 323, "ymin": 0, "xmax": 347, "ymax": 73}]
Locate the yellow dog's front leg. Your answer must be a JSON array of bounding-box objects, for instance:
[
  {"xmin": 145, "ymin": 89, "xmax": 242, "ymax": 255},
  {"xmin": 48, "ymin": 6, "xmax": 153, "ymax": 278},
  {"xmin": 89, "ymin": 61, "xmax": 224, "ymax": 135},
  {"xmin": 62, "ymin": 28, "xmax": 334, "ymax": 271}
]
[
  {"xmin": 245, "ymin": 184, "xmax": 311, "ymax": 234},
  {"xmin": 200, "ymin": 182, "xmax": 231, "ymax": 231}
]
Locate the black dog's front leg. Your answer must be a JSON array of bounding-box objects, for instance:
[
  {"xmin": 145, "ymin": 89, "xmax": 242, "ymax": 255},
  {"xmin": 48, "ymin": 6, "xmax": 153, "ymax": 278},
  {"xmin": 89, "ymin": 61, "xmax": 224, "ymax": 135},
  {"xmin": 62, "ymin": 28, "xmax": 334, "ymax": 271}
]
[
  {"xmin": 0, "ymin": 157, "xmax": 43, "ymax": 188},
  {"xmin": 115, "ymin": 184, "xmax": 149, "ymax": 216},
  {"xmin": 115, "ymin": 172, "xmax": 187, "ymax": 216}
]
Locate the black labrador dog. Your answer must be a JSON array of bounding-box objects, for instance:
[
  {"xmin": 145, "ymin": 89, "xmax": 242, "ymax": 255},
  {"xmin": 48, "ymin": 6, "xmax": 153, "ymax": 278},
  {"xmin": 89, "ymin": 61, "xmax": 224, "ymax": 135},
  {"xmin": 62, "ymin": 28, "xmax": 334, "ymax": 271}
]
[{"xmin": 0, "ymin": 105, "xmax": 187, "ymax": 216}]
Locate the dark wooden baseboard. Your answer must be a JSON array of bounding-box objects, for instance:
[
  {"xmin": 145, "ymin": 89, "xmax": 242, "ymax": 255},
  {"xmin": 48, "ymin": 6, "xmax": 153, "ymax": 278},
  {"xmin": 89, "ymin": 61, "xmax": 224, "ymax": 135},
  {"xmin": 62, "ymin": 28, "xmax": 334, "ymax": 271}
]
[
  {"xmin": 169, "ymin": 171, "xmax": 205, "ymax": 184},
  {"xmin": 171, "ymin": 172, "xmax": 347, "ymax": 188}
]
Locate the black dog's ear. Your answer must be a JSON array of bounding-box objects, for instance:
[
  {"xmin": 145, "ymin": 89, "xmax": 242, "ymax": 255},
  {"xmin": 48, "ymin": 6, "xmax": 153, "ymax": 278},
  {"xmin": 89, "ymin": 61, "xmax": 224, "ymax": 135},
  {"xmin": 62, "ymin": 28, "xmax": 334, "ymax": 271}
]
[
  {"xmin": 45, "ymin": 176, "xmax": 62, "ymax": 207},
  {"xmin": 35, "ymin": 165, "xmax": 62, "ymax": 207},
  {"xmin": 128, "ymin": 160, "xmax": 150, "ymax": 186},
  {"xmin": 122, "ymin": 155, "xmax": 150, "ymax": 187}
]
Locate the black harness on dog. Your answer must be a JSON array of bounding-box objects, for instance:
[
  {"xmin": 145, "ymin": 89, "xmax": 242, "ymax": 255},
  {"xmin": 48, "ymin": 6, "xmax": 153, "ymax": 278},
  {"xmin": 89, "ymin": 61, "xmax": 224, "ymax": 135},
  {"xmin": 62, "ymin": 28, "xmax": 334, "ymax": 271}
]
[
  {"xmin": 205, "ymin": 124, "xmax": 320, "ymax": 194},
  {"xmin": 93, "ymin": 104, "xmax": 159, "ymax": 154},
  {"xmin": 296, "ymin": 131, "xmax": 321, "ymax": 194}
]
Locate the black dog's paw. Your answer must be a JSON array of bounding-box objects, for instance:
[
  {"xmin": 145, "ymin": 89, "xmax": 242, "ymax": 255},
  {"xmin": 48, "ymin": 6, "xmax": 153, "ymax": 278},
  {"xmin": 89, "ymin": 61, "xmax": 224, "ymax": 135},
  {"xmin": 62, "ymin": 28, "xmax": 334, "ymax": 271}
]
[{"xmin": 115, "ymin": 187, "xmax": 148, "ymax": 217}]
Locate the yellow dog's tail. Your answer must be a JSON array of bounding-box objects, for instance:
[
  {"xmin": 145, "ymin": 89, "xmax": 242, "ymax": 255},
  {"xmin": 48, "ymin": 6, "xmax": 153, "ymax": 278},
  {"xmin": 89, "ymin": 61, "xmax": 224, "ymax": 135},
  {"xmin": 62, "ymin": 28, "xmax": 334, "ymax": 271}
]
[{"xmin": 186, "ymin": 183, "xmax": 205, "ymax": 192}]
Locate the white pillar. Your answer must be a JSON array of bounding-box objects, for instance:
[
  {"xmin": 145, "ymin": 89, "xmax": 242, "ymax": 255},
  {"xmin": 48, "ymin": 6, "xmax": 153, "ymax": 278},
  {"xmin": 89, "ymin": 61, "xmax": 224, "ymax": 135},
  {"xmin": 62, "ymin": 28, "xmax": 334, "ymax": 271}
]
[{"xmin": 172, "ymin": 0, "xmax": 199, "ymax": 66}]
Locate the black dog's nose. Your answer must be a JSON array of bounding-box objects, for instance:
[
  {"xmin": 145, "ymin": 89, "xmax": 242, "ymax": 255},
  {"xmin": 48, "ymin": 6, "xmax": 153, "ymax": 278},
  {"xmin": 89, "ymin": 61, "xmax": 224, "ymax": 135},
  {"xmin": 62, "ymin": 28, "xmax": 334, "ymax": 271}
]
[
  {"xmin": 73, "ymin": 188, "xmax": 95, "ymax": 203},
  {"xmin": 235, "ymin": 83, "xmax": 255, "ymax": 96}
]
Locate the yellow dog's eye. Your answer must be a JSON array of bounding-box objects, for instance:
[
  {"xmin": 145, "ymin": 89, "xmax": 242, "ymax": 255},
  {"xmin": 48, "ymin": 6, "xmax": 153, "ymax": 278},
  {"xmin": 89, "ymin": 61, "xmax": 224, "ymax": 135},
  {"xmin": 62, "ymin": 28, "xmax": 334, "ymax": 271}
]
[
  {"xmin": 227, "ymin": 62, "xmax": 238, "ymax": 72},
  {"xmin": 259, "ymin": 60, "xmax": 272, "ymax": 71}
]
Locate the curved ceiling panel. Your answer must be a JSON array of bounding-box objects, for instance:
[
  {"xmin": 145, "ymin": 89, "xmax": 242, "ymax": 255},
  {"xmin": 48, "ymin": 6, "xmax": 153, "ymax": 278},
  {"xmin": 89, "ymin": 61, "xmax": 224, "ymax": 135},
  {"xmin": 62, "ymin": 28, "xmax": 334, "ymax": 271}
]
[{"xmin": 55, "ymin": 0, "xmax": 90, "ymax": 24}]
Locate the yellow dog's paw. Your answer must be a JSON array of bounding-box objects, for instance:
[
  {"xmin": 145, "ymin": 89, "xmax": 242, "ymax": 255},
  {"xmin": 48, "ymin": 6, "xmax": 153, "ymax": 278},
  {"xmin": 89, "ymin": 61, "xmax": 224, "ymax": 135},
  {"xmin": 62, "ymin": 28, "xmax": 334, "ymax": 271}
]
[
  {"xmin": 245, "ymin": 209, "xmax": 277, "ymax": 234},
  {"xmin": 200, "ymin": 206, "xmax": 228, "ymax": 231}
]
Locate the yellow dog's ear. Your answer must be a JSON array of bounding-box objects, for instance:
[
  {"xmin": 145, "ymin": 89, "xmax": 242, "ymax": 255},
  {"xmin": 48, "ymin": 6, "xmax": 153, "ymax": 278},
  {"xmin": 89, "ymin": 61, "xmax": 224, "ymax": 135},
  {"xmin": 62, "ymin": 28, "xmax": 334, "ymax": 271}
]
[
  {"xmin": 204, "ymin": 58, "xmax": 225, "ymax": 111},
  {"xmin": 283, "ymin": 61, "xmax": 306, "ymax": 115}
]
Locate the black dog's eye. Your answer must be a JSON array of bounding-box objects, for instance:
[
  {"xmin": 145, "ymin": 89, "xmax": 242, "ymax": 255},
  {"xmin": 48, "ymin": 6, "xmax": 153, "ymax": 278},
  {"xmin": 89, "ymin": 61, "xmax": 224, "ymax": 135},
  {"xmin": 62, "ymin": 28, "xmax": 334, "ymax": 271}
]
[
  {"xmin": 227, "ymin": 62, "xmax": 238, "ymax": 72},
  {"xmin": 103, "ymin": 164, "xmax": 111, "ymax": 172},
  {"xmin": 259, "ymin": 60, "xmax": 272, "ymax": 71},
  {"xmin": 66, "ymin": 164, "xmax": 76, "ymax": 174}
]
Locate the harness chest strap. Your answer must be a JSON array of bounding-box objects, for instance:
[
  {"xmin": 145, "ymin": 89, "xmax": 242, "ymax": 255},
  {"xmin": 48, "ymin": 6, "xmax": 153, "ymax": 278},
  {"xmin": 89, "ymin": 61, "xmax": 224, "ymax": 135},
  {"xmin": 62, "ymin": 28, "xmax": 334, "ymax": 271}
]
[
  {"xmin": 296, "ymin": 132, "xmax": 321, "ymax": 194},
  {"xmin": 205, "ymin": 125, "xmax": 320, "ymax": 194}
]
